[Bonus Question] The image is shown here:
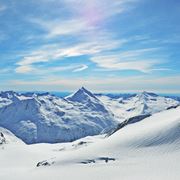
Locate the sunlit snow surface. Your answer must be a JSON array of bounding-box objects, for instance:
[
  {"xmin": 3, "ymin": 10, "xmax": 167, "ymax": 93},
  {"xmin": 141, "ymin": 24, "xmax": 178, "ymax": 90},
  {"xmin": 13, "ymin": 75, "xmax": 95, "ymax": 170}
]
[{"xmin": 0, "ymin": 107, "xmax": 180, "ymax": 180}]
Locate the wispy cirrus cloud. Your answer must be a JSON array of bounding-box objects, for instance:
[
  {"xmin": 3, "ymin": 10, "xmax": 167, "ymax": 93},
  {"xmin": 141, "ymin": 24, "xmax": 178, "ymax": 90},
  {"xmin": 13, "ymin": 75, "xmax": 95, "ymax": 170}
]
[
  {"xmin": 15, "ymin": 63, "xmax": 89, "ymax": 74},
  {"xmin": 15, "ymin": 34, "xmax": 127, "ymax": 74},
  {"xmin": 29, "ymin": 0, "xmax": 136, "ymax": 38},
  {"xmin": 16, "ymin": 0, "xmax": 166, "ymax": 75},
  {"xmin": 91, "ymin": 48, "xmax": 165, "ymax": 72},
  {"xmin": 23, "ymin": 0, "xmax": 167, "ymax": 75},
  {"xmin": 73, "ymin": 65, "xmax": 88, "ymax": 72},
  {"xmin": 15, "ymin": 38, "xmax": 167, "ymax": 74},
  {"xmin": 63, "ymin": 0, "xmax": 136, "ymax": 23},
  {"xmin": 30, "ymin": 18, "xmax": 87, "ymax": 38},
  {"xmin": 15, "ymin": 65, "xmax": 35, "ymax": 74}
]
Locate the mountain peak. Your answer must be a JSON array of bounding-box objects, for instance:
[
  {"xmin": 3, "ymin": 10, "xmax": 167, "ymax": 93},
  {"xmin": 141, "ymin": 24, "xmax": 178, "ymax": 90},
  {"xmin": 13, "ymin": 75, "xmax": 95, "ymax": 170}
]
[
  {"xmin": 80, "ymin": 86, "xmax": 86, "ymax": 91},
  {"xmin": 135, "ymin": 91, "xmax": 159, "ymax": 104},
  {"xmin": 66, "ymin": 87, "xmax": 98, "ymax": 103},
  {"xmin": 79, "ymin": 86, "xmax": 94, "ymax": 95},
  {"xmin": 139, "ymin": 91, "xmax": 158, "ymax": 97}
]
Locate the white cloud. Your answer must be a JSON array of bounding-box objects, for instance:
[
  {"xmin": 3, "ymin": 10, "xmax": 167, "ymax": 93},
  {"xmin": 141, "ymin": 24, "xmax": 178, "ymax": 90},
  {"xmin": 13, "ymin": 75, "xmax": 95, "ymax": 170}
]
[
  {"xmin": 14, "ymin": 0, "xmax": 167, "ymax": 76},
  {"xmin": 73, "ymin": 65, "xmax": 88, "ymax": 72},
  {"xmin": 30, "ymin": 18, "xmax": 88, "ymax": 38},
  {"xmin": 16, "ymin": 42, "xmax": 165, "ymax": 74},
  {"xmin": 29, "ymin": 0, "xmax": 137, "ymax": 38},
  {"xmin": 15, "ymin": 34, "xmax": 126, "ymax": 73},
  {"xmin": 63, "ymin": 0, "xmax": 136, "ymax": 22},
  {"xmin": 117, "ymin": 48, "xmax": 160, "ymax": 59},
  {"xmin": 15, "ymin": 65, "xmax": 35, "ymax": 74},
  {"xmin": 17, "ymin": 54, "xmax": 49, "ymax": 66},
  {"xmin": 90, "ymin": 48, "xmax": 163, "ymax": 72},
  {"xmin": 15, "ymin": 63, "xmax": 88, "ymax": 74},
  {"xmin": 16, "ymin": 0, "xmax": 146, "ymax": 74}
]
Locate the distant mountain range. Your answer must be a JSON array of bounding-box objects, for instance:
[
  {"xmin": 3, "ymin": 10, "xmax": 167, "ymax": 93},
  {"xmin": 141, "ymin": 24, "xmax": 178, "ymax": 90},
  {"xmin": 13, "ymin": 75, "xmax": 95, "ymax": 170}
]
[
  {"xmin": 0, "ymin": 88, "xmax": 179, "ymax": 144},
  {"xmin": 97, "ymin": 91, "xmax": 179, "ymax": 122}
]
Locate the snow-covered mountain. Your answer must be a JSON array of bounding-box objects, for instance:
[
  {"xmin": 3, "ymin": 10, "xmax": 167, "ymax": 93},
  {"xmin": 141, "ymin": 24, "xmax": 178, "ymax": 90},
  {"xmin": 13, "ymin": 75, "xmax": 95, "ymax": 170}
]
[
  {"xmin": 0, "ymin": 88, "xmax": 117, "ymax": 144},
  {"xmin": 66, "ymin": 87, "xmax": 111, "ymax": 114},
  {"xmin": 98, "ymin": 91, "xmax": 179, "ymax": 122}
]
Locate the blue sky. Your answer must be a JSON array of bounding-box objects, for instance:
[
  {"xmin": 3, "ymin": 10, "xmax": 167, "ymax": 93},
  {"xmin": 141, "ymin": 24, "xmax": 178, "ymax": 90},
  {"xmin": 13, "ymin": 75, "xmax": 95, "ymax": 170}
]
[{"xmin": 0, "ymin": 0, "xmax": 180, "ymax": 93}]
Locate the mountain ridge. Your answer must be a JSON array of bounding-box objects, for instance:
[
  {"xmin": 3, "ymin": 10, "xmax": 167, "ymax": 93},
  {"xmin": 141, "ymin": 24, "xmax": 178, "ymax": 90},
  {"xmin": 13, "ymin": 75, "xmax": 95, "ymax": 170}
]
[{"xmin": 0, "ymin": 87, "xmax": 117, "ymax": 144}]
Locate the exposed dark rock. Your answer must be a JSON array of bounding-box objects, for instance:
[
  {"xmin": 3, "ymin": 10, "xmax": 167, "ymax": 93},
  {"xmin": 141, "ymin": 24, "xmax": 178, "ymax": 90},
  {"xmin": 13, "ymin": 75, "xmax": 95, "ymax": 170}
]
[
  {"xmin": 80, "ymin": 157, "xmax": 116, "ymax": 164},
  {"xmin": 98, "ymin": 157, "xmax": 116, "ymax": 163},
  {"xmin": 107, "ymin": 114, "xmax": 151, "ymax": 137},
  {"xmin": 36, "ymin": 160, "xmax": 54, "ymax": 167},
  {"xmin": 80, "ymin": 159, "xmax": 96, "ymax": 164},
  {"xmin": 0, "ymin": 132, "xmax": 6, "ymax": 145},
  {"xmin": 166, "ymin": 105, "xmax": 179, "ymax": 110}
]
